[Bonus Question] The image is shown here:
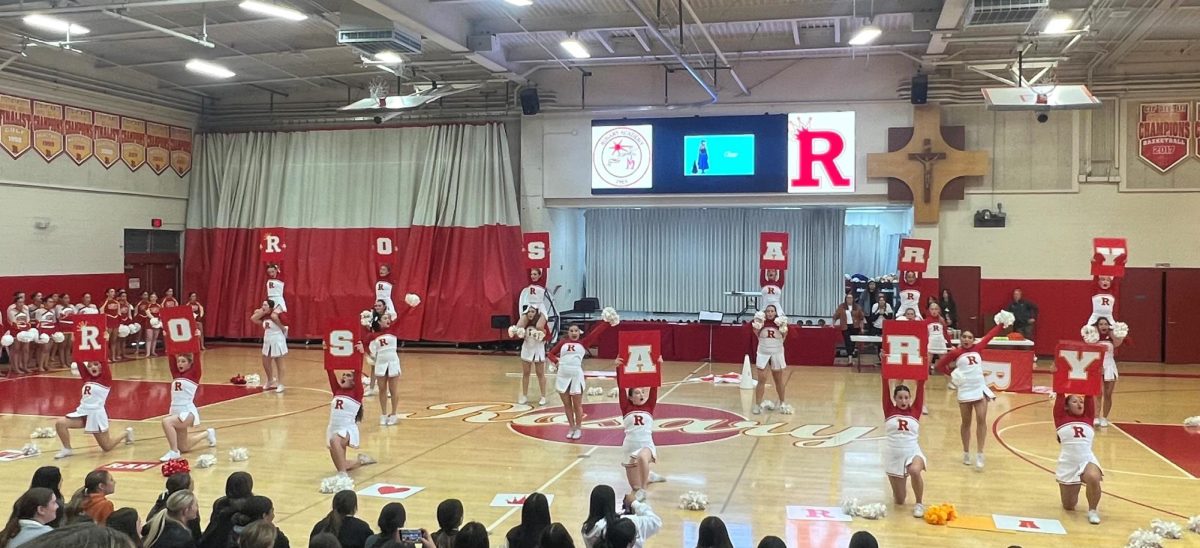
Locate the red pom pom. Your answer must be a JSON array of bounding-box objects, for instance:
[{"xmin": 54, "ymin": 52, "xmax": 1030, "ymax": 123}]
[
  {"xmin": 161, "ymin": 458, "xmax": 190, "ymax": 477},
  {"xmin": 230, "ymin": 375, "xmax": 246, "ymax": 385}
]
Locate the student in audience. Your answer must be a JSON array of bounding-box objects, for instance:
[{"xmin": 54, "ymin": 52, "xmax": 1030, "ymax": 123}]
[
  {"xmin": 939, "ymin": 289, "xmax": 957, "ymax": 329},
  {"xmin": 310, "ymin": 491, "xmax": 372, "ymax": 548},
  {"xmin": 21, "ymin": 523, "xmax": 137, "ymax": 548},
  {"xmin": 869, "ymin": 294, "xmax": 893, "ymax": 335},
  {"xmin": 143, "ymin": 490, "xmax": 199, "ymax": 548},
  {"xmin": 451, "ymin": 523, "xmax": 487, "ymax": 548},
  {"xmin": 364, "ymin": 503, "xmax": 405, "ymax": 548},
  {"xmin": 694, "ymin": 517, "xmax": 733, "ymax": 548},
  {"xmin": 307, "ymin": 533, "xmax": 340, "ymax": 548},
  {"xmin": 28, "ymin": 467, "xmax": 65, "ymax": 528},
  {"xmin": 757, "ymin": 536, "xmax": 785, "ymax": 548},
  {"xmin": 581, "ymin": 486, "xmax": 660, "ymax": 548},
  {"xmin": 505, "ymin": 494, "xmax": 550, "ymax": 548},
  {"xmin": 589, "ymin": 518, "xmax": 635, "ymax": 548},
  {"xmin": 238, "ymin": 521, "xmax": 279, "ymax": 548},
  {"xmin": 210, "ymin": 473, "xmax": 254, "ymax": 525},
  {"xmin": 538, "ymin": 524, "xmax": 574, "ymax": 548},
  {"xmin": 832, "ymin": 293, "xmax": 866, "ymax": 358},
  {"xmin": 108, "ymin": 508, "xmax": 145, "ymax": 548},
  {"xmin": 145, "ymin": 474, "xmax": 201, "ymax": 540},
  {"xmin": 0, "ymin": 488, "xmax": 59, "ymax": 548},
  {"xmin": 66, "ymin": 470, "xmax": 117, "ymax": 525},
  {"xmin": 431, "ymin": 500, "xmax": 462, "ymax": 548},
  {"xmin": 229, "ymin": 497, "xmax": 289, "ymax": 548},
  {"xmin": 848, "ymin": 531, "xmax": 878, "ymax": 548}
]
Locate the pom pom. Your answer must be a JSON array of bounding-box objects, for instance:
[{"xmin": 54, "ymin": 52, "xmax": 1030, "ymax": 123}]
[
  {"xmin": 150, "ymin": 317, "xmax": 162, "ymax": 329},
  {"xmin": 678, "ymin": 491, "xmax": 709, "ymax": 511},
  {"xmin": 27, "ymin": 328, "xmax": 39, "ymax": 339},
  {"xmin": 753, "ymin": 311, "xmax": 766, "ymax": 322},
  {"xmin": 59, "ymin": 307, "xmax": 74, "ymax": 318},
  {"xmin": 244, "ymin": 374, "xmax": 261, "ymax": 386},
  {"xmin": 129, "ymin": 323, "xmax": 141, "ymax": 334},
  {"xmin": 196, "ymin": 454, "xmax": 217, "ymax": 469},
  {"xmin": 751, "ymin": 320, "xmax": 764, "ymax": 331},
  {"xmin": 586, "ymin": 386, "xmax": 604, "ymax": 396},
  {"xmin": 1189, "ymin": 516, "xmax": 1200, "ymax": 534},
  {"xmin": 1082, "ymin": 325, "xmax": 1100, "ymax": 344},
  {"xmin": 16, "ymin": 330, "xmax": 34, "ymax": 343},
  {"xmin": 994, "ymin": 310, "xmax": 1015, "ymax": 328},
  {"xmin": 161, "ymin": 458, "xmax": 190, "ymax": 476},
  {"xmin": 1113, "ymin": 321, "xmax": 1129, "ymax": 338},
  {"xmin": 1150, "ymin": 519, "xmax": 1183, "ymax": 539},
  {"xmin": 507, "ymin": 326, "xmax": 520, "ymax": 338},
  {"xmin": 528, "ymin": 329, "xmax": 545, "ymax": 341},
  {"xmin": 82, "ymin": 306, "xmax": 99, "ymax": 313},
  {"xmin": 30, "ymin": 427, "xmax": 55, "ymax": 439},
  {"xmin": 21, "ymin": 443, "xmax": 40, "ymax": 456},
  {"xmin": 37, "ymin": 333, "xmax": 50, "ymax": 345},
  {"xmin": 1184, "ymin": 416, "xmax": 1200, "ymax": 427},
  {"xmin": 1127, "ymin": 529, "xmax": 1165, "ymax": 548},
  {"xmin": 117, "ymin": 325, "xmax": 131, "ymax": 338},
  {"xmin": 228, "ymin": 447, "xmax": 249, "ymax": 462},
  {"xmin": 950, "ymin": 368, "xmax": 966, "ymax": 385},
  {"xmin": 51, "ymin": 332, "xmax": 65, "ymax": 343},
  {"xmin": 320, "ymin": 474, "xmax": 355, "ymax": 494},
  {"xmin": 1, "ymin": 333, "xmax": 12, "ymax": 347},
  {"xmin": 923, "ymin": 503, "xmax": 958, "ymax": 525},
  {"xmin": 515, "ymin": 327, "xmax": 527, "ymax": 339},
  {"xmin": 360, "ymin": 310, "xmax": 373, "ymax": 327},
  {"xmin": 778, "ymin": 324, "xmax": 789, "ymax": 334},
  {"xmin": 600, "ymin": 307, "xmax": 620, "ymax": 326},
  {"xmin": 70, "ymin": 362, "xmax": 79, "ymax": 377},
  {"xmin": 840, "ymin": 498, "xmax": 888, "ymax": 520},
  {"xmin": 230, "ymin": 375, "xmax": 246, "ymax": 386},
  {"xmin": 361, "ymin": 375, "xmax": 372, "ymax": 386},
  {"xmin": 606, "ymin": 387, "xmax": 619, "ymax": 398},
  {"xmin": 404, "ymin": 293, "xmax": 421, "ymax": 307},
  {"xmin": 775, "ymin": 316, "xmax": 788, "ymax": 327}
]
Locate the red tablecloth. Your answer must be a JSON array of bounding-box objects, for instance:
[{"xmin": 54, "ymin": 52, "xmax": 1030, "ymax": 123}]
[{"xmin": 596, "ymin": 321, "xmax": 841, "ymax": 366}]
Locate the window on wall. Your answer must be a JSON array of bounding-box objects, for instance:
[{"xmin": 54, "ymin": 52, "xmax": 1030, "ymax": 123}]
[{"xmin": 124, "ymin": 229, "xmax": 181, "ymax": 254}]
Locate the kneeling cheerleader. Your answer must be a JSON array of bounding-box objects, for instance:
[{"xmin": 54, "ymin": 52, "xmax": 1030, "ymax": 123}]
[
  {"xmin": 326, "ymin": 366, "xmax": 376, "ymax": 476},
  {"xmin": 881, "ymin": 377, "xmax": 927, "ymax": 517},
  {"xmin": 1052, "ymin": 392, "xmax": 1103, "ymax": 524},
  {"xmin": 160, "ymin": 353, "xmax": 216, "ymax": 462},
  {"xmin": 54, "ymin": 360, "xmax": 134, "ymax": 459}
]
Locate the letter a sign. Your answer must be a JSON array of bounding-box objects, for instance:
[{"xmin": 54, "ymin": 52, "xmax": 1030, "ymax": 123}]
[
  {"xmin": 73, "ymin": 313, "xmax": 109, "ymax": 363},
  {"xmin": 1053, "ymin": 341, "xmax": 1104, "ymax": 396},
  {"xmin": 522, "ymin": 232, "xmax": 550, "ymax": 269},
  {"xmin": 897, "ymin": 238, "xmax": 931, "ymax": 273},
  {"xmin": 617, "ymin": 331, "xmax": 662, "ymax": 389},
  {"xmin": 259, "ymin": 228, "xmax": 288, "ymax": 264},
  {"xmin": 323, "ymin": 321, "xmax": 362, "ymax": 372},
  {"xmin": 759, "ymin": 232, "xmax": 789, "ymax": 269},
  {"xmin": 1090, "ymin": 237, "xmax": 1127, "ymax": 278},
  {"xmin": 881, "ymin": 320, "xmax": 929, "ymax": 380}
]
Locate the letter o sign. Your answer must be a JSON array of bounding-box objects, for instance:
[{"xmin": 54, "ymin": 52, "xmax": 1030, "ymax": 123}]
[{"xmin": 376, "ymin": 237, "xmax": 394, "ymax": 256}]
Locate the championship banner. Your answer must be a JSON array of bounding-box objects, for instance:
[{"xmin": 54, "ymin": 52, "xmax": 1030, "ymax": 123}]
[
  {"xmin": 759, "ymin": 232, "xmax": 789, "ymax": 269},
  {"xmin": 73, "ymin": 314, "xmax": 108, "ymax": 363},
  {"xmin": 323, "ymin": 322, "xmax": 362, "ymax": 372},
  {"xmin": 372, "ymin": 229, "xmax": 396, "ymax": 269},
  {"xmin": 94, "ymin": 112, "xmax": 121, "ymax": 168},
  {"xmin": 160, "ymin": 306, "xmax": 201, "ymax": 355},
  {"xmin": 1090, "ymin": 237, "xmax": 1128, "ymax": 278},
  {"xmin": 898, "ymin": 238, "xmax": 932, "ymax": 273},
  {"xmin": 617, "ymin": 330, "xmax": 662, "ymax": 389},
  {"xmin": 1137, "ymin": 102, "xmax": 1190, "ymax": 173},
  {"xmin": 169, "ymin": 126, "xmax": 192, "ymax": 177},
  {"xmin": 146, "ymin": 122, "xmax": 171, "ymax": 175},
  {"xmin": 259, "ymin": 228, "xmax": 288, "ymax": 264},
  {"xmin": 120, "ymin": 116, "xmax": 146, "ymax": 171},
  {"xmin": 881, "ymin": 320, "xmax": 929, "ymax": 380},
  {"xmin": 64, "ymin": 106, "xmax": 94, "ymax": 165},
  {"xmin": 522, "ymin": 232, "xmax": 550, "ymax": 269},
  {"xmin": 0, "ymin": 94, "xmax": 32, "ymax": 158},
  {"xmin": 32, "ymin": 101, "xmax": 64, "ymax": 162},
  {"xmin": 978, "ymin": 350, "xmax": 1034, "ymax": 393},
  {"xmin": 1052, "ymin": 341, "xmax": 1105, "ymax": 396}
]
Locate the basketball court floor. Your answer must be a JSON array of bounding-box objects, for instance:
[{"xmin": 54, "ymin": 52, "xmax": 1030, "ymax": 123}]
[{"xmin": 1, "ymin": 348, "xmax": 1197, "ymax": 547}]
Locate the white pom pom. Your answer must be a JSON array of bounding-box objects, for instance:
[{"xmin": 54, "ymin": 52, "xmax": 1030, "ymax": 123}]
[
  {"xmin": 70, "ymin": 363, "xmax": 79, "ymax": 377},
  {"xmin": 840, "ymin": 498, "xmax": 858, "ymax": 515},
  {"xmin": 320, "ymin": 474, "xmax": 355, "ymax": 494},
  {"xmin": 52, "ymin": 332, "xmax": 65, "ymax": 343},
  {"xmin": 117, "ymin": 325, "xmax": 131, "ymax": 338},
  {"xmin": 1, "ymin": 333, "xmax": 13, "ymax": 347},
  {"xmin": 228, "ymin": 447, "xmax": 249, "ymax": 462},
  {"xmin": 586, "ymin": 386, "xmax": 604, "ymax": 396},
  {"xmin": 59, "ymin": 307, "xmax": 74, "ymax": 318},
  {"xmin": 17, "ymin": 331, "xmax": 34, "ymax": 343},
  {"xmin": 600, "ymin": 307, "xmax": 620, "ymax": 326},
  {"xmin": 515, "ymin": 327, "xmax": 527, "ymax": 339},
  {"xmin": 1184, "ymin": 416, "xmax": 1200, "ymax": 427},
  {"xmin": 83, "ymin": 306, "xmax": 99, "ymax": 313},
  {"xmin": 150, "ymin": 317, "xmax": 162, "ymax": 329},
  {"xmin": 404, "ymin": 293, "xmax": 420, "ymax": 307},
  {"xmin": 529, "ymin": 329, "xmax": 545, "ymax": 341},
  {"xmin": 778, "ymin": 324, "xmax": 789, "ymax": 334},
  {"xmin": 950, "ymin": 368, "xmax": 966, "ymax": 385},
  {"xmin": 751, "ymin": 320, "xmax": 764, "ymax": 331},
  {"xmin": 21, "ymin": 443, "xmax": 40, "ymax": 456},
  {"xmin": 1151, "ymin": 519, "xmax": 1183, "ymax": 539},
  {"xmin": 994, "ymin": 310, "xmax": 1015, "ymax": 328},
  {"xmin": 197, "ymin": 454, "xmax": 218, "ymax": 469},
  {"xmin": 753, "ymin": 311, "xmax": 766, "ymax": 322},
  {"xmin": 840, "ymin": 499, "xmax": 887, "ymax": 520},
  {"xmin": 775, "ymin": 316, "xmax": 788, "ymax": 327},
  {"xmin": 30, "ymin": 427, "xmax": 55, "ymax": 439},
  {"xmin": 1189, "ymin": 515, "xmax": 1200, "ymax": 534},
  {"xmin": 1113, "ymin": 321, "xmax": 1129, "ymax": 338},
  {"xmin": 244, "ymin": 374, "xmax": 261, "ymax": 386},
  {"xmin": 606, "ymin": 387, "xmax": 619, "ymax": 398},
  {"xmin": 1127, "ymin": 529, "xmax": 1165, "ymax": 548},
  {"xmin": 678, "ymin": 491, "xmax": 709, "ymax": 511},
  {"xmin": 128, "ymin": 323, "xmax": 141, "ymax": 334},
  {"xmin": 1082, "ymin": 325, "xmax": 1100, "ymax": 344},
  {"xmin": 507, "ymin": 326, "xmax": 520, "ymax": 338},
  {"xmin": 37, "ymin": 333, "xmax": 50, "ymax": 344}
]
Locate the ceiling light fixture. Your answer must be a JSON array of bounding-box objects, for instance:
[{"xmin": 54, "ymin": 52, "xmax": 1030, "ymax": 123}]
[
  {"xmin": 374, "ymin": 51, "xmax": 404, "ymax": 64},
  {"xmin": 848, "ymin": 23, "xmax": 881, "ymax": 45},
  {"xmin": 185, "ymin": 59, "xmax": 236, "ymax": 79},
  {"xmin": 1042, "ymin": 13, "xmax": 1073, "ymax": 34},
  {"xmin": 239, "ymin": 0, "xmax": 308, "ymax": 21},
  {"xmin": 560, "ymin": 33, "xmax": 590, "ymax": 59},
  {"xmin": 504, "ymin": 0, "xmax": 533, "ymax": 6},
  {"xmin": 23, "ymin": 14, "xmax": 90, "ymax": 35}
]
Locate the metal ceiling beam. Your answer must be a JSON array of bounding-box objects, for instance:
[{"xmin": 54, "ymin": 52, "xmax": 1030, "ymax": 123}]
[
  {"xmin": 623, "ymin": 0, "xmax": 716, "ymax": 103},
  {"xmin": 96, "ymin": 45, "xmax": 351, "ymax": 68},
  {"xmin": 0, "ymin": 0, "xmax": 230, "ymax": 17},
  {"xmin": 101, "ymin": 9, "xmax": 215, "ymax": 47},
  {"xmin": 1095, "ymin": 0, "xmax": 1184, "ymax": 67},
  {"xmin": 679, "ymin": 0, "xmax": 749, "ymax": 96},
  {"xmin": 926, "ymin": 0, "xmax": 969, "ymax": 55}
]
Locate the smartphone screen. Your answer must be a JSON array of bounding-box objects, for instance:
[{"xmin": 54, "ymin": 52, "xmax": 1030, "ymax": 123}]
[{"xmin": 400, "ymin": 529, "xmax": 422, "ymax": 543}]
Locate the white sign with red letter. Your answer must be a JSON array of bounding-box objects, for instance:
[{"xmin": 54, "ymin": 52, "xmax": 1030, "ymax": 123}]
[
  {"xmin": 786, "ymin": 506, "xmax": 853, "ymax": 522},
  {"xmin": 787, "ymin": 112, "xmax": 855, "ymax": 193}
]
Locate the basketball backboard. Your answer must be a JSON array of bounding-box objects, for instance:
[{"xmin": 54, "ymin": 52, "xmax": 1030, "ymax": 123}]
[{"xmin": 981, "ymin": 85, "xmax": 1102, "ymax": 111}]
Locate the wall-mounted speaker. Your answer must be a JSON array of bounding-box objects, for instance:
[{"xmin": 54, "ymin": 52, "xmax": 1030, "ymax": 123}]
[
  {"xmin": 519, "ymin": 88, "xmax": 540, "ymax": 115},
  {"xmin": 911, "ymin": 74, "xmax": 928, "ymax": 105}
]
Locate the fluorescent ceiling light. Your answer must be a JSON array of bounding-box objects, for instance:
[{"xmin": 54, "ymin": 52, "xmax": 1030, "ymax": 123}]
[
  {"xmin": 186, "ymin": 59, "xmax": 236, "ymax": 79},
  {"xmin": 848, "ymin": 24, "xmax": 881, "ymax": 46},
  {"xmin": 1043, "ymin": 13, "xmax": 1073, "ymax": 34},
  {"xmin": 23, "ymin": 14, "xmax": 90, "ymax": 35},
  {"xmin": 505, "ymin": 0, "xmax": 533, "ymax": 6},
  {"xmin": 560, "ymin": 34, "xmax": 590, "ymax": 59},
  {"xmin": 239, "ymin": 0, "xmax": 308, "ymax": 21},
  {"xmin": 374, "ymin": 51, "xmax": 404, "ymax": 64}
]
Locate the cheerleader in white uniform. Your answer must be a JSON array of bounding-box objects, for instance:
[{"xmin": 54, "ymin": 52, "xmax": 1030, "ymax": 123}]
[
  {"xmin": 1083, "ymin": 318, "xmax": 1127, "ymax": 428},
  {"xmin": 252, "ymin": 300, "xmax": 288, "ymax": 393},
  {"xmin": 923, "ymin": 302, "xmax": 950, "ymax": 415},
  {"xmin": 159, "ymin": 353, "xmax": 216, "ymax": 462},
  {"xmin": 56, "ymin": 297, "xmax": 75, "ymax": 367},
  {"xmin": 612, "ymin": 373, "xmax": 660, "ymax": 502},
  {"xmin": 374, "ymin": 264, "xmax": 397, "ymax": 316},
  {"xmin": 760, "ymin": 269, "xmax": 784, "ymax": 316},
  {"xmin": 896, "ymin": 271, "xmax": 927, "ymax": 320},
  {"xmin": 1085, "ymin": 276, "xmax": 1118, "ymax": 326},
  {"xmin": 547, "ymin": 320, "xmax": 615, "ymax": 440},
  {"xmin": 34, "ymin": 302, "xmax": 57, "ymax": 372},
  {"xmin": 54, "ymin": 360, "xmax": 135, "ymax": 459},
  {"xmin": 363, "ymin": 311, "xmax": 402, "ymax": 426},
  {"xmin": 1052, "ymin": 393, "xmax": 1103, "ymax": 524},
  {"xmin": 265, "ymin": 263, "xmax": 287, "ymax": 313},
  {"xmin": 519, "ymin": 268, "xmax": 550, "ymax": 315},
  {"xmin": 881, "ymin": 378, "xmax": 927, "ymax": 517},
  {"xmin": 750, "ymin": 305, "xmax": 792, "ymax": 415},
  {"xmin": 935, "ymin": 312, "xmax": 1013, "ymax": 470},
  {"xmin": 509, "ymin": 306, "xmax": 548, "ymax": 406},
  {"xmin": 326, "ymin": 367, "xmax": 376, "ymax": 475}
]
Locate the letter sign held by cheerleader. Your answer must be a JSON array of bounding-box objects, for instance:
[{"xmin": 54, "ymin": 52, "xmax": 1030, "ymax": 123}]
[
  {"xmin": 372, "ymin": 229, "xmax": 395, "ymax": 269},
  {"xmin": 258, "ymin": 228, "xmax": 288, "ymax": 265},
  {"xmin": 522, "ymin": 232, "xmax": 550, "ymax": 269},
  {"xmin": 617, "ymin": 331, "xmax": 662, "ymax": 389},
  {"xmin": 1091, "ymin": 237, "xmax": 1128, "ymax": 278},
  {"xmin": 759, "ymin": 232, "xmax": 789, "ymax": 269},
  {"xmin": 323, "ymin": 321, "xmax": 362, "ymax": 371},
  {"xmin": 160, "ymin": 306, "xmax": 201, "ymax": 354},
  {"xmin": 73, "ymin": 313, "xmax": 108, "ymax": 362},
  {"xmin": 1053, "ymin": 341, "xmax": 1105, "ymax": 396},
  {"xmin": 897, "ymin": 238, "xmax": 932, "ymax": 273},
  {"xmin": 881, "ymin": 319, "xmax": 929, "ymax": 380}
]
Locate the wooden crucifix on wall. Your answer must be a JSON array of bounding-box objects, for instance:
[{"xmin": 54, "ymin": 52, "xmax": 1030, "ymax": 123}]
[{"xmin": 867, "ymin": 105, "xmax": 990, "ymax": 224}]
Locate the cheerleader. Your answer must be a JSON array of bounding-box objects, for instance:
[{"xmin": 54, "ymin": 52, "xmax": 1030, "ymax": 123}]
[
  {"xmin": 612, "ymin": 360, "xmax": 660, "ymax": 502},
  {"xmin": 896, "ymin": 271, "xmax": 931, "ymax": 320},
  {"xmin": 760, "ymin": 269, "xmax": 784, "ymax": 316},
  {"xmin": 510, "ymin": 306, "xmax": 549, "ymax": 406},
  {"xmin": 252, "ymin": 300, "xmax": 288, "ymax": 393},
  {"xmin": 159, "ymin": 353, "xmax": 216, "ymax": 461},
  {"xmin": 186, "ymin": 292, "xmax": 206, "ymax": 350},
  {"xmin": 881, "ymin": 378, "xmax": 927, "ymax": 517},
  {"xmin": 116, "ymin": 291, "xmax": 134, "ymax": 360},
  {"xmin": 326, "ymin": 367, "xmax": 376, "ymax": 475},
  {"xmin": 78, "ymin": 293, "xmax": 94, "ymax": 312},
  {"xmin": 57, "ymin": 304, "xmax": 75, "ymax": 367},
  {"xmin": 133, "ymin": 291, "xmax": 150, "ymax": 358},
  {"xmin": 1086, "ymin": 275, "xmax": 1118, "ymax": 326},
  {"xmin": 361, "ymin": 310, "xmax": 402, "ymax": 425},
  {"xmin": 265, "ymin": 263, "xmax": 287, "ymax": 313},
  {"xmin": 519, "ymin": 268, "xmax": 550, "ymax": 316},
  {"xmin": 35, "ymin": 299, "xmax": 59, "ymax": 372},
  {"xmin": 374, "ymin": 264, "xmax": 396, "ymax": 316},
  {"xmin": 547, "ymin": 321, "xmax": 614, "ymax": 440},
  {"xmin": 54, "ymin": 360, "xmax": 135, "ymax": 459},
  {"xmin": 1051, "ymin": 393, "xmax": 1103, "ymax": 524},
  {"xmin": 750, "ymin": 305, "xmax": 793, "ymax": 415},
  {"xmin": 5, "ymin": 293, "xmax": 31, "ymax": 375},
  {"xmin": 141, "ymin": 293, "xmax": 163, "ymax": 358},
  {"xmin": 161, "ymin": 288, "xmax": 179, "ymax": 309},
  {"xmin": 935, "ymin": 312, "xmax": 1013, "ymax": 470},
  {"xmin": 1084, "ymin": 318, "xmax": 1127, "ymax": 427}
]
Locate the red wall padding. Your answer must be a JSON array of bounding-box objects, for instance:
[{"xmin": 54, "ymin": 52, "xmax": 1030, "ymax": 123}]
[
  {"xmin": 183, "ymin": 226, "xmax": 526, "ymax": 343},
  {"xmin": 0, "ymin": 273, "xmax": 127, "ymax": 310},
  {"xmin": 979, "ymin": 279, "xmax": 1094, "ymax": 355}
]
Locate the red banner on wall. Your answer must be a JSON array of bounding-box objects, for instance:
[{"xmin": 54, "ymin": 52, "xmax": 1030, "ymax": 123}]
[
  {"xmin": 759, "ymin": 232, "xmax": 789, "ymax": 269},
  {"xmin": 146, "ymin": 122, "xmax": 171, "ymax": 174},
  {"xmin": 32, "ymin": 101, "xmax": 64, "ymax": 161},
  {"xmin": 64, "ymin": 106, "xmax": 94, "ymax": 165},
  {"xmin": 1137, "ymin": 102, "xmax": 1190, "ymax": 173},
  {"xmin": 522, "ymin": 232, "xmax": 550, "ymax": 269},
  {"xmin": 120, "ymin": 116, "xmax": 146, "ymax": 171},
  {"xmin": 977, "ymin": 349, "xmax": 1034, "ymax": 393},
  {"xmin": 73, "ymin": 314, "xmax": 109, "ymax": 363},
  {"xmin": 169, "ymin": 126, "xmax": 192, "ymax": 177},
  {"xmin": 0, "ymin": 94, "xmax": 32, "ymax": 159},
  {"xmin": 1053, "ymin": 341, "xmax": 1105, "ymax": 396},
  {"xmin": 881, "ymin": 319, "xmax": 929, "ymax": 380},
  {"xmin": 898, "ymin": 238, "xmax": 932, "ymax": 273},
  {"xmin": 93, "ymin": 112, "xmax": 121, "ymax": 168},
  {"xmin": 618, "ymin": 330, "xmax": 662, "ymax": 389}
]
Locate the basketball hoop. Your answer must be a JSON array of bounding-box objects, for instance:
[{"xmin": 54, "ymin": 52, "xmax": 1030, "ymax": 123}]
[
  {"xmin": 368, "ymin": 78, "xmax": 390, "ymax": 102},
  {"xmin": 1029, "ymin": 69, "xmax": 1058, "ymax": 105}
]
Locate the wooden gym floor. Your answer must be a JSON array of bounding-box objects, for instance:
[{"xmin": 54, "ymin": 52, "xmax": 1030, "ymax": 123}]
[{"xmin": 1, "ymin": 347, "xmax": 1198, "ymax": 547}]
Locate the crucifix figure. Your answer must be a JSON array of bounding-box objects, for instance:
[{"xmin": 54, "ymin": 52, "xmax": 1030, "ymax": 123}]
[{"xmin": 908, "ymin": 139, "xmax": 946, "ymax": 204}]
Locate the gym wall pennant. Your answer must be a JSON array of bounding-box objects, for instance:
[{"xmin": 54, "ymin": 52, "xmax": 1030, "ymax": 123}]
[{"xmin": 1137, "ymin": 102, "xmax": 1190, "ymax": 172}]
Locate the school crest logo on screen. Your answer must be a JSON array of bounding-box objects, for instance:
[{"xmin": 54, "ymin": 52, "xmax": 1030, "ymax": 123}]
[{"xmin": 592, "ymin": 125, "xmax": 653, "ymax": 189}]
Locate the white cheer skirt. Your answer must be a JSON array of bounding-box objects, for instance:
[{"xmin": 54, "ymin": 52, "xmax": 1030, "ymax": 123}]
[
  {"xmin": 622, "ymin": 437, "xmax": 657, "ymax": 464},
  {"xmin": 170, "ymin": 404, "xmax": 201, "ymax": 426},
  {"xmin": 521, "ymin": 341, "xmax": 545, "ymax": 363},
  {"xmin": 755, "ymin": 351, "xmax": 787, "ymax": 371},
  {"xmin": 262, "ymin": 334, "xmax": 288, "ymax": 357},
  {"xmin": 955, "ymin": 372, "xmax": 995, "ymax": 403},
  {"xmin": 374, "ymin": 356, "xmax": 401, "ymax": 378},
  {"xmin": 885, "ymin": 442, "xmax": 926, "ymax": 478},
  {"xmin": 1103, "ymin": 356, "xmax": 1118, "ymax": 381},
  {"xmin": 555, "ymin": 364, "xmax": 585, "ymax": 395},
  {"xmin": 1056, "ymin": 450, "xmax": 1102, "ymax": 485},
  {"xmin": 327, "ymin": 422, "xmax": 360, "ymax": 449},
  {"xmin": 66, "ymin": 408, "xmax": 110, "ymax": 434}
]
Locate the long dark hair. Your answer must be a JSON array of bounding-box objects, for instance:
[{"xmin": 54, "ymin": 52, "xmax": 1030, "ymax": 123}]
[
  {"xmin": 377, "ymin": 502, "xmax": 406, "ymax": 537},
  {"xmin": 231, "ymin": 496, "xmax": 273, "ymax": 528},
  {"xmin": 514, "ymin": 493, "xmax": 550, "ymax": 548},
  {"xmin": 593, "ymin": 518, "xmax": 635, "ymax": 548},
  {"xmin": 539, "ymin": 523, "xmax": 575, "ymax": 548},
  {"xmin": 453, "ymin": 522, "xmax": 488, "ymax": 548},
  {"xmin": 148, "ymin": 473, "xmax": 192, "ymax": 521},
  {"xmin": 433, "ymin": 499, "xmax": 463, "ymax": 548},
  {"xmin": 696, "ymin": 516, "xmax": 734, "ymax": 548},
  {"xmin": 107, "ymin": 508, "xmax": 144, "ymax": 548},
  {"xmin": 757, "ymin": 536, "xmax": 786, "ymax": 548},
  {"xmin": 29, "ymin": 466, "xmax": 64, "ymax": 527},
  {"xmin": 319, "ymin": 490, "xmax": 358, "ymax": 538},
  {"xmin": 224, "ymin": 472, "xmax": 254, "ymax": 501},
  {"xmin": 0, "ymin": 488, "xmax": 55, "ymax": 546},
  {"xmin": 583, "ymin": 485, "xmax": 618, "ymax": 536},
  {"xmin": 65, "ymin": 470, "xmax": 111, "ymax": 522}
]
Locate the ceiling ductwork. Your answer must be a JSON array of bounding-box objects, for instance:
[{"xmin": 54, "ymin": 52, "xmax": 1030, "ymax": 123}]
[
  {"xmin": 336, "ymin": 0, "xmax": 422, "ymax": 57},
  {"xmin": 965, "ymin": 0, "xmax": 1049, "ymax": 27}
]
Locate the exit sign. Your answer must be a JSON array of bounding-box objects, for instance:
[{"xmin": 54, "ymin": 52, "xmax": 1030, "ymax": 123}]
[{"xmin": 151, "ymin": 218, "xmax": 163, "ymax": 228}]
